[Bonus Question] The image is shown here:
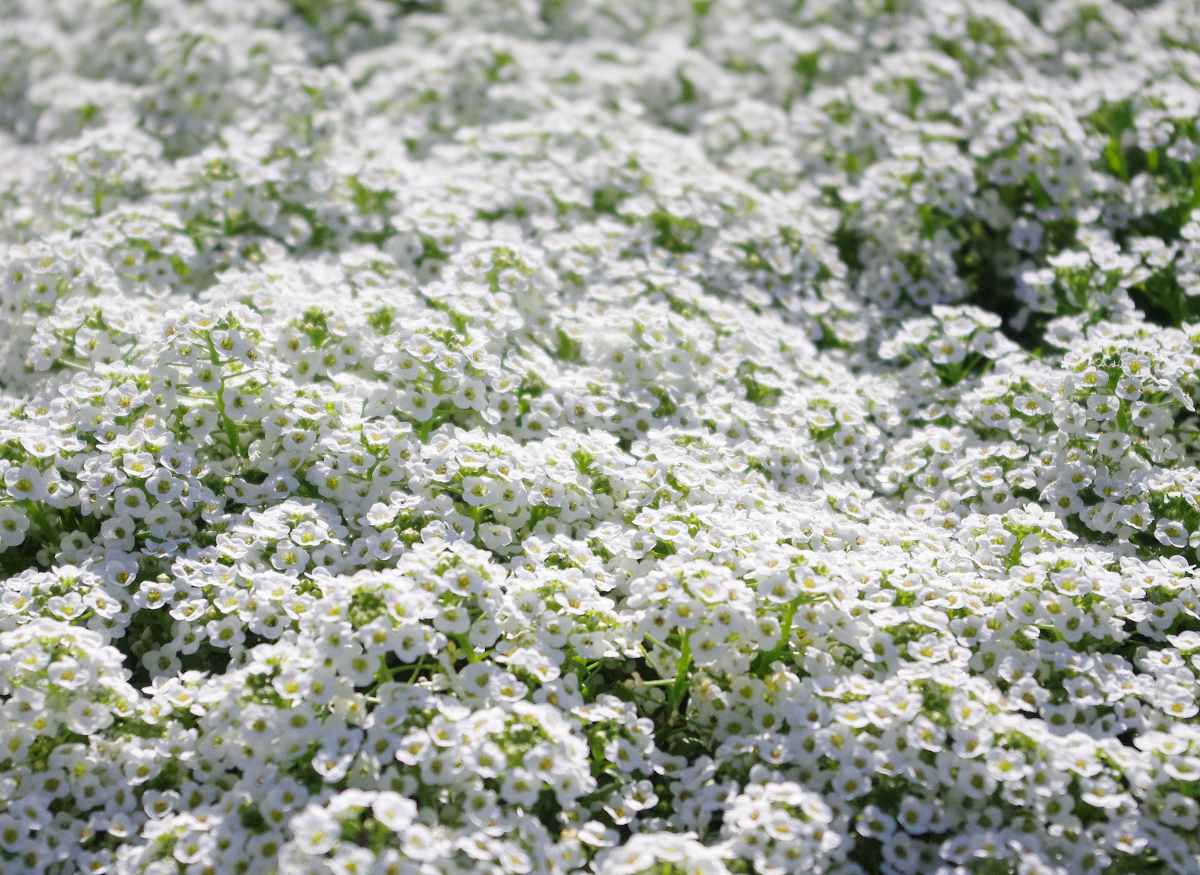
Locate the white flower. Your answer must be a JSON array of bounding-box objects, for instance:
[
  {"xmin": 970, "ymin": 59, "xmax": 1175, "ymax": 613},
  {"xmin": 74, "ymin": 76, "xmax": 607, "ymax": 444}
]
[
  {"xmin": 291, "ymin": 806, "xmax": 340, "ymax": 856},
  {"xmin": 0, "ymin": 507, "xmax": 30, "ymax": 548},
  {"xmin": 0, "ymin": 2, "xmax": 1198, "ymax": 874}
]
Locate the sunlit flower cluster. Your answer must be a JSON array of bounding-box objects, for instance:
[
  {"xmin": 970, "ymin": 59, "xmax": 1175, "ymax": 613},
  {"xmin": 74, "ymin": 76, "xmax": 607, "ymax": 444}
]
[{"xmin": 2, "ymin": 1, "xmax": 1200, "ymax": 874}]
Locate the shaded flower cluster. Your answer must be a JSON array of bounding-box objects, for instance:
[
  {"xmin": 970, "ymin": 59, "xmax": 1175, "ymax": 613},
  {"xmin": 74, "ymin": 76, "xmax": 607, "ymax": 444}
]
[{"xmin": 2, "ymin": 1, "xmax": 1200, "ymax": 874}]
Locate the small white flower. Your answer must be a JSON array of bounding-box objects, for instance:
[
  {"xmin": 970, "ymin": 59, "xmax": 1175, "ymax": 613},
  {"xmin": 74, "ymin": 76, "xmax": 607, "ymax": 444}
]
[{"xmin": 291, "ymin": 806, "xmax": 340, "ymax": 856}]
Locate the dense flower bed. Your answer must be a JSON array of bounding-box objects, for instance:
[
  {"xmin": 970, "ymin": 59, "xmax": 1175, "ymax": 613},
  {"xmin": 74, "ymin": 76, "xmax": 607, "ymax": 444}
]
[{"xmin": 2, "ymin": 1, "xmax": 1200, "ymax": 873}]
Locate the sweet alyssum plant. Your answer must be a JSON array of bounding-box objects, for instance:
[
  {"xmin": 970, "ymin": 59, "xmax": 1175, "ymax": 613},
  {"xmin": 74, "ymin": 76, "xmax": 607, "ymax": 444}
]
[{"xmin": 2, "ymin": 1, "xmax": 1200, "ymax": 874}]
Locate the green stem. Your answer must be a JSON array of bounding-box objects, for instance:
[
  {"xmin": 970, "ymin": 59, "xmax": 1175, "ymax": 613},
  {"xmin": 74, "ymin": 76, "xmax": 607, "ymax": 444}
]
[
  {"xmin": 667, "ymin": 633, "xmax": 692, "ymax": 718},
  {"xmin": 204, "ymin": 334, "xmax": 245, "ymax": 459},
  {"xmin": 638, "ymin": 677, "xmax": 678, "ymax": 688},
  {"xmin": 406, "ymin": 660, "xmax": 434, "ymax": 683},
  {"xmin": 450, "ymin": 634, "xmax": 481, "ymax": 664},
  {"xmin": 21, "ymin": 500, "xmax": 55, "ymax": 541},
  {"xmin": 754, "ymin": 595, "xmax": 802, "ymax": 675},
  {"xmin": 578, "ymin": 782, "xmax": 620, "ymax": 806}
]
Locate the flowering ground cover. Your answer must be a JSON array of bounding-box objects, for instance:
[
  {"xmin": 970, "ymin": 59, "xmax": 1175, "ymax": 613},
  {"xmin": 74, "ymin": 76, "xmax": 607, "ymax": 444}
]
[{"xmin": 2, "ymin": 0, "xmax": 1200, "ymax": 873}]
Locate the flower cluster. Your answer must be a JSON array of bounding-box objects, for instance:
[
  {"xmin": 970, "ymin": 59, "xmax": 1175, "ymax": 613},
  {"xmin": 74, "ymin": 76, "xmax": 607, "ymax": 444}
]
[{"xmin": 3, "ymin": 1, "xmax": 1200, "ymax": 874}]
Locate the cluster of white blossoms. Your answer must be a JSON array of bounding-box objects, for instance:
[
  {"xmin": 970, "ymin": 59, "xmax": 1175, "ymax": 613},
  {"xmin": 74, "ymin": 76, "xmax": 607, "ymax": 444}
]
[{"xmin": 3, "ymin": 0, "xmax": 1200, "ymax": 873}]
